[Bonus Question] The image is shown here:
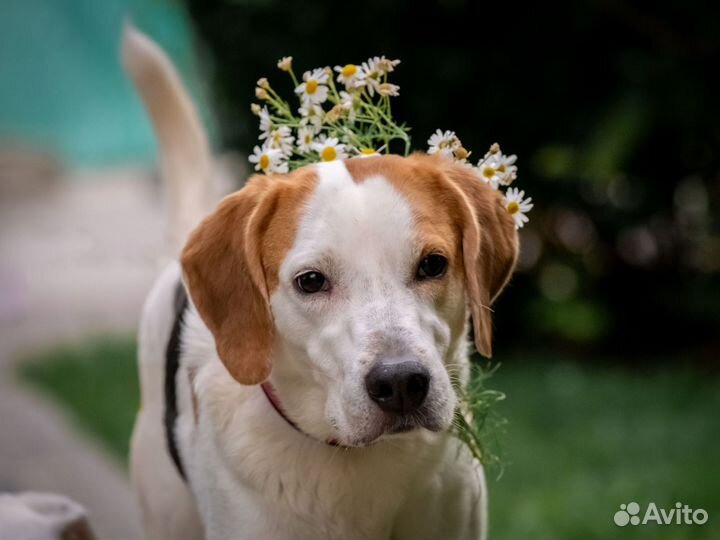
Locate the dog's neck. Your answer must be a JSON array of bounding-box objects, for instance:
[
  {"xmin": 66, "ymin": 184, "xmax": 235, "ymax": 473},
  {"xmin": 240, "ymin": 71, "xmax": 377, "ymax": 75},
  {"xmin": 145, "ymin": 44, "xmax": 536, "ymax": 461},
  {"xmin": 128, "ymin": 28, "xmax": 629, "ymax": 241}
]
[{"xmin": 260, "ymin": 380, "xmax": 346, "ymax": 447}]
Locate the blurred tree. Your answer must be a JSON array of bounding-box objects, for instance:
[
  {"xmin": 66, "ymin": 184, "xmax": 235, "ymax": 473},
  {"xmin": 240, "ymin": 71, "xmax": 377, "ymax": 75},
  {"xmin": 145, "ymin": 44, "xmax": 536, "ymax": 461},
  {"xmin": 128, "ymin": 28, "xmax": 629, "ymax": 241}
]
[{"xmin": 182, "ymin": 0, "xmax": 720, "ymax": 360}]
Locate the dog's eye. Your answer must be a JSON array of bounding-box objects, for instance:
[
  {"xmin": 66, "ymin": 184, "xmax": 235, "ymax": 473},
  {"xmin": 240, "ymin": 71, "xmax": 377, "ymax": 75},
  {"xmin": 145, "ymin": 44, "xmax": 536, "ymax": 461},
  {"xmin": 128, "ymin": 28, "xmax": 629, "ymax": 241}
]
[
  {"xmin": 295, "ymin": 271, "xmax": 329, "ymax": 294},
  {"xmin": 416, "ymin": 254, "xmax": 448, "ymax": 280}
]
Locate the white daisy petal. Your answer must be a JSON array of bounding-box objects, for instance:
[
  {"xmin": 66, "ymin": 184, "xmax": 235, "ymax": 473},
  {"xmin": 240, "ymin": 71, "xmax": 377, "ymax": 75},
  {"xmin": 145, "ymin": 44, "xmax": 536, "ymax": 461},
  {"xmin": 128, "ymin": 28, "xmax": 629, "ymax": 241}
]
[
  {"xmin": 503, "ymin": 187, "xmax": 534, "ymax": 229},
  {"xmin": 334, "ymin": 63, "xmax": 365, "ymax": 89},
  {"xmin": 257, "ymin": 107, "xmax": 272, "ymax": 139},
  {"xmin": 427, "ymin": 129, "xmax": 460, "ymax": 158},
  {"xmin": 248, "ymin": 144, "xmax": 288, "ymax": 174},
  {"xmin": 312, "ymin": 136, "xmax": 347, "ymax": 162},
  {"xmin": 295, "ymin": 68, "xmax": 330, "ymax": 105},
  {"xmin": 298, "ymin": 103, "xmax": 324, "ymax": 129},
  {"xmin": 296, "ymin": 126, "xmax": 317, "ymax": 153}
]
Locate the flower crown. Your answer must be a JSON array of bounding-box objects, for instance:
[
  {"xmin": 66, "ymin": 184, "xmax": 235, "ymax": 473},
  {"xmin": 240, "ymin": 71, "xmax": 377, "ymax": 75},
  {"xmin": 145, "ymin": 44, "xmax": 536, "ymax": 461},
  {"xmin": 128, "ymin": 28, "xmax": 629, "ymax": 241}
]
[{"xmin": 250, "ymin": 56, "xmax": 532, "ymax": 229}]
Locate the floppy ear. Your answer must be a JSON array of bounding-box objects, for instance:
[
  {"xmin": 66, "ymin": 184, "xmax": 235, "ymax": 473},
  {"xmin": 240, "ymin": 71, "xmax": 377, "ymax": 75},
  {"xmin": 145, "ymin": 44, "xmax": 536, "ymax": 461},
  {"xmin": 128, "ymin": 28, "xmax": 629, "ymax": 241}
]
[
  {"xmin": 180, "ymin": 176, "xmax": 276, "ymax": 385},
  {"xmin": 443, "ymin": 161, "xmax": 519, "ymax": 358}
]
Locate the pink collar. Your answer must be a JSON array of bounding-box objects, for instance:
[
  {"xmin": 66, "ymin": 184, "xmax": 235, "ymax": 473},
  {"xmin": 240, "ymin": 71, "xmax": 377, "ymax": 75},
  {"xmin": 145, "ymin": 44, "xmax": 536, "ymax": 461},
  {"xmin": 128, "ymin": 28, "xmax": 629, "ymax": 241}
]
[{"xmin": 261, "ymin": 382, "xmax": 342, "ymax": 447}]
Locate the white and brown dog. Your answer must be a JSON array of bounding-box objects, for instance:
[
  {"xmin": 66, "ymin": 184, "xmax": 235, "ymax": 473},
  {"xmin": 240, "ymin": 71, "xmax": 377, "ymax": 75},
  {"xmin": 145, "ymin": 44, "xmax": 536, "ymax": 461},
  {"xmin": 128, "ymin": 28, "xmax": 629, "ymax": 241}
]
[{"xmin": 124, "ymin": 26, "xmax": 518, "ymax": 540}]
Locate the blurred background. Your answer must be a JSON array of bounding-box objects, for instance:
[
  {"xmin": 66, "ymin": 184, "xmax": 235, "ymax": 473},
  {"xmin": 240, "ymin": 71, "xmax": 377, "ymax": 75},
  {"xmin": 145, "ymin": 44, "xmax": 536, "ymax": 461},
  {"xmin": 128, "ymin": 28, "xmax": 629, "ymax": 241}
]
[{"xmin": 0, "ymin": 0, "xmax": 718, "ymax": 538}]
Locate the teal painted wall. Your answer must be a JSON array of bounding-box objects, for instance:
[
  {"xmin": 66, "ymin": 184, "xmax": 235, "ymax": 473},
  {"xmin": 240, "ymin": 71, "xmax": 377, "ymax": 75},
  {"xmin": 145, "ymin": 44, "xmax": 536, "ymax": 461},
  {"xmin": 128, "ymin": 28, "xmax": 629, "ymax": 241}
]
[{"xmin": 0, "ymin": 0, "xmax": 212, "ymax": 166}]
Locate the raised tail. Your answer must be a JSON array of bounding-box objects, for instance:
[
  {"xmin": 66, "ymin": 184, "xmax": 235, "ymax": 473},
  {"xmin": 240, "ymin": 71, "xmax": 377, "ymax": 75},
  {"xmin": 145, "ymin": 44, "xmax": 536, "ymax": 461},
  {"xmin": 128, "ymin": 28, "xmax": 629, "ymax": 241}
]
[{"xmin": 122, "ymin": 23, "xmax": 211, "ymax": 256}]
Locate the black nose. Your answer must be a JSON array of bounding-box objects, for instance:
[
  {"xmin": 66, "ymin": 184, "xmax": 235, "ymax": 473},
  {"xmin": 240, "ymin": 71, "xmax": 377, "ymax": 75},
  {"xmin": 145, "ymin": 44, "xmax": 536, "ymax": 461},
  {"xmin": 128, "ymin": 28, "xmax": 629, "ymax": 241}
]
[{"xmin": 365, "ymin": 360, "xmax": 430, "ymax": 415}]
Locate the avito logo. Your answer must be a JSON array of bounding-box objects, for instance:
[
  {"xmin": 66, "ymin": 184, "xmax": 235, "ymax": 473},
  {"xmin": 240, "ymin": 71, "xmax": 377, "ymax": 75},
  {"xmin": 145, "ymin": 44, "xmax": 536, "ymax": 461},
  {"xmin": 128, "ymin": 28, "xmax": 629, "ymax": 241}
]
[{"xmin": 614, "ymin": 502, "xmax": 708, "ymax": 527}]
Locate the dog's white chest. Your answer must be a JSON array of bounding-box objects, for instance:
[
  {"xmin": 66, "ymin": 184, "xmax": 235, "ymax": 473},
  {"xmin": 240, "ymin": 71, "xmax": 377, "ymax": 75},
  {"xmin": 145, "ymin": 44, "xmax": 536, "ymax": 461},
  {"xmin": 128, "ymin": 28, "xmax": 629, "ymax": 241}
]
[{"xmin": 179, "ymin": 360, "xmax": 481, "ymax": 540}]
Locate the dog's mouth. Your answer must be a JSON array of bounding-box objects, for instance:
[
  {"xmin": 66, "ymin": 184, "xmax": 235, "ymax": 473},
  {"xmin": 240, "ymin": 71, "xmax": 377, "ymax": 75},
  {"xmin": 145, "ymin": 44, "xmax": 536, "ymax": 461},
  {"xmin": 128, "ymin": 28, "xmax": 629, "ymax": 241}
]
[
  {"xmin": 388, "ymin": 423, "xmax": 415, "ymax": 434},
  {"xmin": 342, "ymin": 410, "xmax": 447, "ymax": 447},
  {"xmin": 386, "ymin": 413, "xmax": 428, "ymax": 435}
]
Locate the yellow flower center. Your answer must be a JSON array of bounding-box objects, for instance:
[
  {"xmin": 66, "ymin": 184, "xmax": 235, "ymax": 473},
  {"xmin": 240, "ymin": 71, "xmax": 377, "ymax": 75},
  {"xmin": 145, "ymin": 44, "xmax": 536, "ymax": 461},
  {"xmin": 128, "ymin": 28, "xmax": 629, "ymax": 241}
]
[
  {"xmin": 497, "ymin": 164, "xmax": 506, "ymax": 173},
  {"xmin": 304, "ymin": 134, "xmax": 312, "ymax": 144},
  {"xmin": 360, "ymin": 148, "xmax": 376, "ymax": 155},
  {"xmin": 341, "ymin": 64, "xmax": 357, "ymax": 78},
  {"xmin": 259, "ymin": 154, "xmax": 270, "ymax": 170},
  {"xmin": 483, "ymin": 167, "xmax": 496, "ymax": 179},
  {"xmin": 507, "ymin": 201, "xmax": 520, "ymax": 215},
  {"xmin": 321, "ymin": 146, "xmax": 337, "ymax": 161},
  {"xmin": 305, "ymin": 80, "xmax": 318, "ymax": 95}
]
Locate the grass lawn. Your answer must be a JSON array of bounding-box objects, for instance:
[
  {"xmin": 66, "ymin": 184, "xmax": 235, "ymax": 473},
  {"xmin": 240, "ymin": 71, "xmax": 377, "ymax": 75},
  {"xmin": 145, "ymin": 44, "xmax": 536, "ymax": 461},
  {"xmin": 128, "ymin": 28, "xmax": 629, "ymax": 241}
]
[
  {"xmin": 19, "ymin": 337, "xmax": 139, "ymax": 459},
  {"xmin": 19, "ymin": 338, "xmax": 720, "ymax": 539}
]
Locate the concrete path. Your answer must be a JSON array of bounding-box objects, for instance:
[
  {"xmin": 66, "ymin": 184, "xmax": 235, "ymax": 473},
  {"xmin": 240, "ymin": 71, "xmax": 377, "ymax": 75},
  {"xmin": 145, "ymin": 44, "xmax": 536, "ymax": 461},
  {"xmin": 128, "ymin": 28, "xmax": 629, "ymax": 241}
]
[{"xmin": 0, "ymin": 165, "xmax": 167, "ymax": 539}]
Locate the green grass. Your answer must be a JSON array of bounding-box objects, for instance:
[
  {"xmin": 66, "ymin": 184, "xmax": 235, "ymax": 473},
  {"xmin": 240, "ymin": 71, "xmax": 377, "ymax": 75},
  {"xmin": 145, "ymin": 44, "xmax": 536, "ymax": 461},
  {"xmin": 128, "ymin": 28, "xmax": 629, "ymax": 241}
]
[
  {"xmin": 488, "ymin": 359, "xmax": 720, "ymax": 540},
  {"xmin": 19, "ymin": 337, "xmax": 139, "ymax": 459},
  {"xmin": 19, "ymin": 339, "xmax": 720, "ymax": 539}
]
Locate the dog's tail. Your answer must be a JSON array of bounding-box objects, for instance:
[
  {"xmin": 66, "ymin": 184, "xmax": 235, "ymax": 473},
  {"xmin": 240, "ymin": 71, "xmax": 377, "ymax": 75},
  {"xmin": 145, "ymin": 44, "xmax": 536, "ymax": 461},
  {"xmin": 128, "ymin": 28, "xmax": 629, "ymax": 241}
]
[{"xmin": 122, "ymin": 23, "xmax": 211, "ymax": 255}]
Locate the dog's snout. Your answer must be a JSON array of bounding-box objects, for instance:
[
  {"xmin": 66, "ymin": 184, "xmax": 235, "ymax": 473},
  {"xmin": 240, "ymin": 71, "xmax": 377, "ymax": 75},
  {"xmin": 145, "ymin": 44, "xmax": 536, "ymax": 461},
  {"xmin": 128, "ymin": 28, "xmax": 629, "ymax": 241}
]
[{"xmin": 365, "ymin": 359, "xmax": 430, "ymax": 415}]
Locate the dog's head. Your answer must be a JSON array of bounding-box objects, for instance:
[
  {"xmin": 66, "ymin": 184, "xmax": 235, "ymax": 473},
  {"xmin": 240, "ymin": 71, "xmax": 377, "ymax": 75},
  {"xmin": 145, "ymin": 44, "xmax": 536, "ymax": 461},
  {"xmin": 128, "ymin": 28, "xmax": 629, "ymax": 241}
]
[{"xmin": 181, "ymin": 154, "xmax": 518, "ymax": 446}]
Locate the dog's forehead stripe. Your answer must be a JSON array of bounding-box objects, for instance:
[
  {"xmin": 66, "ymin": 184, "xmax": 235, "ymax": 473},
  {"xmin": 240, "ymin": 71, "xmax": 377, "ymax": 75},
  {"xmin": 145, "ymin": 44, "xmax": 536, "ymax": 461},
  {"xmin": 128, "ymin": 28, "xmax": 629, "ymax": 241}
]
[
  {"xmin": 281, "ymin": 160, "xmax": 417, "ymax": 278},
  {"xmin": 345, "ymin": 156, "xmax": 460, "ymax": 259}
]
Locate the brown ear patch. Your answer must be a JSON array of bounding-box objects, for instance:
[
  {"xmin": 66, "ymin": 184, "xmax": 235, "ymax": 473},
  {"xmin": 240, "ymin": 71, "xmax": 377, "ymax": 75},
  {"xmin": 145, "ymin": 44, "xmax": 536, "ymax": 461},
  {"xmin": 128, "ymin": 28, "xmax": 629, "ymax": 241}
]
[
  {"xmin": 180, "ymin": 169, "xmax": 316, "ymax": 385},
  {"xmin": 346, "ymin": 154, "xmax": 518, "ymax": 357},
  {"xmin": 435, "ymin": 156, "xmax": 519, "ymax": 357}
]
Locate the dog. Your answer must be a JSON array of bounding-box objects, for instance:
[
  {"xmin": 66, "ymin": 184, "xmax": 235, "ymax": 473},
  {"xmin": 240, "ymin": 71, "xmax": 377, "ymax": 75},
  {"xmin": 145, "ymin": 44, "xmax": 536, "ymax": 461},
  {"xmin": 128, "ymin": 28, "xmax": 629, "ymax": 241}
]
[{"xmin": 124, "ymin": 25, "xmax": 518, "ymax": 540}]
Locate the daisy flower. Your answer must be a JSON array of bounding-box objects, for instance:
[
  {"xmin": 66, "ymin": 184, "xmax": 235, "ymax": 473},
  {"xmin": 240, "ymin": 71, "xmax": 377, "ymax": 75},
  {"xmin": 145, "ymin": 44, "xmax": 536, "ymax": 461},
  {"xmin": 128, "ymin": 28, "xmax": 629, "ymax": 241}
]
[
  {"xmin": 361, "ymin": 56, "xmax": 400, "ymax": 96},
  {"xmin": 335, "ymin": 63, "xmax": 364, "ymax": 89},
  {"xmin": 476, "ymin": 153, "xmax": 504, "ymax": 189},
  {"xmin": 313, "ymin": 136, "xmax": 347, "ymax": 162},
  {"xmin": 265, "ymin": 126, "xmax": 295, "ymax": 156},
  {"xmin": 338, "ymin": 91, "xmax": 358, "ymax": 122},
  {"xmin": 427, "ymin": 129, "xmax": 460, "ymax": 158},
  {"xmin": 299, "ymin": 103, "xmax": 324, "ymax": 129},
  {"xmin": 295, "ymin": 68, "xmax": 329, "ymax": 105},
  {"xmin": 477, "ymin": 144, "xmax": 517, "ymax": 188},
  {"xmin": 296, "ymin": 126, "xmax": 317, "ymax": 153},
  {"xmin": 495, "ymin": 152, "xmax": 518, "ymax": 185},
  {"xmin": 503, "ymin": 187, "xmax": 533, "ymax": 229},
  {"xmin": 257, "ymin": 106, "xmax": 272, "ymax": 139},
  {"xmin": 248, "ymin": 145, "xmax": 288, "ymax": 174},
  {"xmin": 361, "ymin": 58, "xmax": 382, "ymax": 96}
]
